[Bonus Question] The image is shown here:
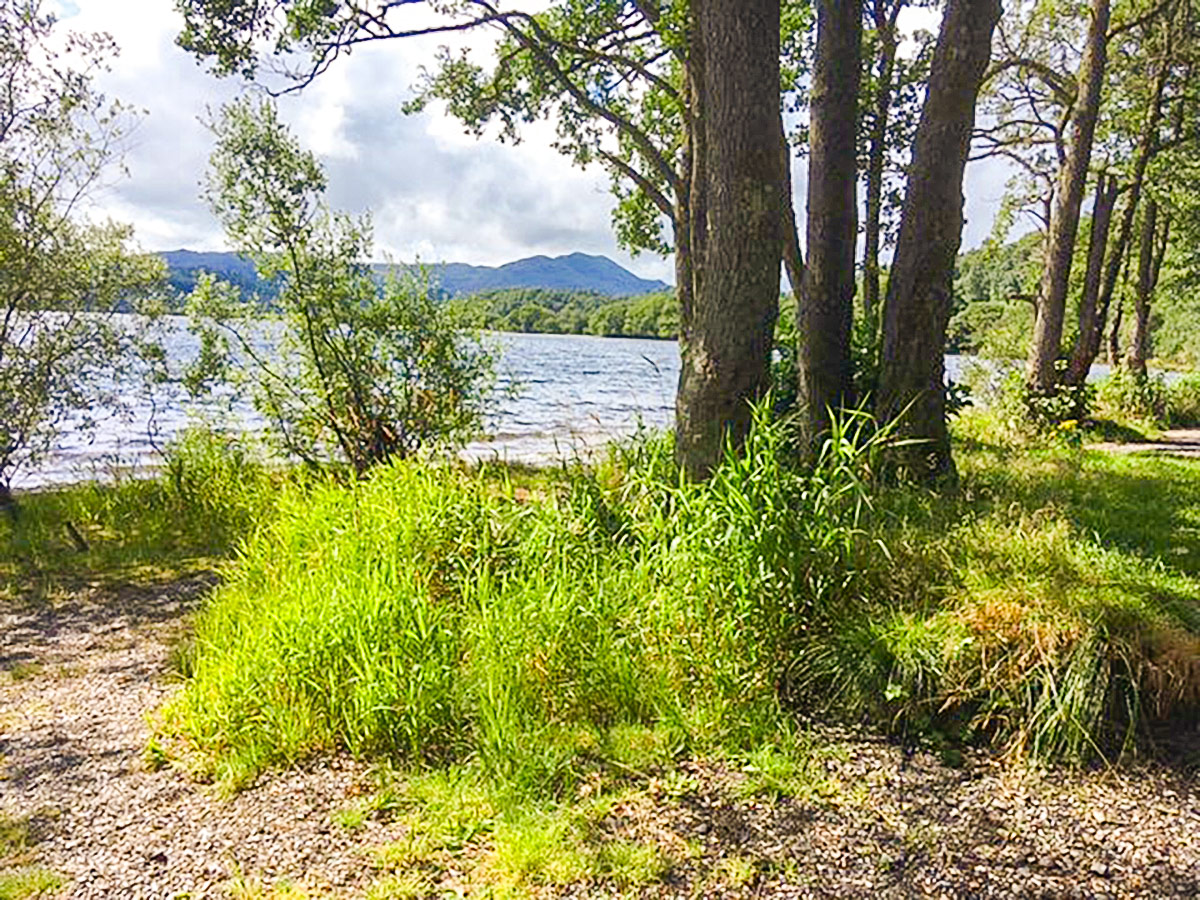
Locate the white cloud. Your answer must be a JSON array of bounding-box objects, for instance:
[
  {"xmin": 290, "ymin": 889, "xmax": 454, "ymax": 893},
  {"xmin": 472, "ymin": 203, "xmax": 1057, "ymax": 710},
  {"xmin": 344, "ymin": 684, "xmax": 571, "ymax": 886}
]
[{"xmin": 53, "ymin": 0, "xmax": 1006, "ymax": 285}]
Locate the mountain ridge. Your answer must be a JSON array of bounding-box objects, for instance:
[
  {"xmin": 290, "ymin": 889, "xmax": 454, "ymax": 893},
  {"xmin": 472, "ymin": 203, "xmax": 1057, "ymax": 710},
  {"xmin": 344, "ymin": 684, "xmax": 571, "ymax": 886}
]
[{"xmin": 161, "ymin": 249, "xmax": 670, "ymax": 299}]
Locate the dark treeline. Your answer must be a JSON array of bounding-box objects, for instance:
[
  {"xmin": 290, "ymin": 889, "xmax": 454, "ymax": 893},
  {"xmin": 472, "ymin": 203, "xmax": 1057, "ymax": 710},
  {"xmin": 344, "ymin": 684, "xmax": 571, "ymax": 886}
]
[{"xmin": 448, "ymin": 288, "xmax": 677, "ymax": 340}]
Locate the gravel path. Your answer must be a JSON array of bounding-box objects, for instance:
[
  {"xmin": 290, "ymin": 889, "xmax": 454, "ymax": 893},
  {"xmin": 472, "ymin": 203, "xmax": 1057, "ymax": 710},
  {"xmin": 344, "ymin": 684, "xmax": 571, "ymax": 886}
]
[
  {"xmin": 0, "ymin": 577, "xmax": 384, "ymax": 899},
  {"xmin": 1090, "ymin": 428, "xmax": 1200, "ymax": 458},
  {"xmin": 2, "ymin": 579, "xmax": 1199, "ymax": 898}
]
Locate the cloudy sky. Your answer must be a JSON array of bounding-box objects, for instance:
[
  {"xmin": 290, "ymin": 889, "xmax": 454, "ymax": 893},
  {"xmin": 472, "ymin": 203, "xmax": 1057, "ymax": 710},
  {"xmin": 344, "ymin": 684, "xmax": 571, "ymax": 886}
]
[{"xmin": 56, "ymin": 1, "xmax": 1011, "ymax": 285}]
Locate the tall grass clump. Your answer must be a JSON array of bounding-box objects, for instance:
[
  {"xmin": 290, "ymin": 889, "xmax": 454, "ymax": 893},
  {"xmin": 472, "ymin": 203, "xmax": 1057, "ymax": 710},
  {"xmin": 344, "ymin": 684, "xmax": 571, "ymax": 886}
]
[
  {"xmin": 789, "ymin": 426, "xmax": 1200, "ymax": 763},
  {"xmin": 1, "ymin": 428, "xmax": 280, "ymax": 595},
  {"xmin": 162, "ymin": 406, "xmax": 890, "ymax": 790}
]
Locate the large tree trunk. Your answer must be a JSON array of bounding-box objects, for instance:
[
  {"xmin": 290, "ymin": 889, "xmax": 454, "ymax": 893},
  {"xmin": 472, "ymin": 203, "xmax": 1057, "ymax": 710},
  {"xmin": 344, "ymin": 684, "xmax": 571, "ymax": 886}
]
[
  {"xmin": 675, "ymin": 0, "xmax": 783, "ymax": 479},
  {"xmin": 1064, "ymin": 171, "xmax": 1118, "ymax": 386},
  {"xmin": 862, "ymin": 0, "xmax": 901, "ymax": 323},
  {"xmin": 1026, "ymin": 0, "xmax": 1111, "ymax": 393},
  {"xmin": 875, "ymin": 0, "xmax": 1000, "ymax": 481},
  {"xmin": 797, "ymin": 0, "xmax": 862, "ymax": 448}
]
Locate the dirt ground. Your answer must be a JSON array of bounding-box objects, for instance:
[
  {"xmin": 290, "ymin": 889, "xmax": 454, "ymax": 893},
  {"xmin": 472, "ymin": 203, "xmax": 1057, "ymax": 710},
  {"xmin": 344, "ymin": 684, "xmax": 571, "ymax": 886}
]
[
  {"xmin": 2, "ymin": 577, "xmax": 1199, "ymax": 899},
  {"xmin": 1088, "ymin": 428, "xmax": 1200, "ymax": 458}
]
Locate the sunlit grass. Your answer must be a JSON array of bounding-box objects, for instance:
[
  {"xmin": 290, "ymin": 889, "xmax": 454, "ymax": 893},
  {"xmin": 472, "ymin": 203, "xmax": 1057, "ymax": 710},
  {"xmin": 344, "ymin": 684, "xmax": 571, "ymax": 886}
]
[
  {"xmin": 0, "ymin": 868, "xmax": 63, "ymax": 900},
  {"xmin": 0, "ymin": 429, "xmax": 284, "ymax": 603},
  {"xmin": 158, "ymin": 407, "xmax": 1200, "ymax": 799}
]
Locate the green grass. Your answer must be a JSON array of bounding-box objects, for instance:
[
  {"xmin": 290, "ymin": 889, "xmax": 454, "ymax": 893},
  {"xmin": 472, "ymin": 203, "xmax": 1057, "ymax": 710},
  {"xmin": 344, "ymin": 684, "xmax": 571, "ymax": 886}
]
[
  {"xmin": 161, "ymin": 408, "xmax": 886, "ymax": 790},
  {"xmin": 1, "ymin": 429, "xmax": 284, "ymax": 602},
  {"xmin": 0, "ymin": 868, "xmax": 62, "ymax": 900},
  {"xmin": 352, "ymin": 764, "xmax": 681, "ymax": 898},
  {"xmin": 159, "ymin": 407, "xmax": 1200, "ymax": 795},
  {"xmin": 0, "ymin": 814, "xmax": 61, "ymax": 900},
  {"xmin": 802, "ymin": 410, "xmax": 1200, "ymax": 759}
]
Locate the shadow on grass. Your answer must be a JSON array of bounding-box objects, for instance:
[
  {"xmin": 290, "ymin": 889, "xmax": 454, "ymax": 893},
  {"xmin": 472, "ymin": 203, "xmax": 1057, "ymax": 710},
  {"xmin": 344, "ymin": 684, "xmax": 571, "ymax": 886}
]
[{"xmin": 982, "ymin": 452, "xmax": 1200, "ymax": 578}]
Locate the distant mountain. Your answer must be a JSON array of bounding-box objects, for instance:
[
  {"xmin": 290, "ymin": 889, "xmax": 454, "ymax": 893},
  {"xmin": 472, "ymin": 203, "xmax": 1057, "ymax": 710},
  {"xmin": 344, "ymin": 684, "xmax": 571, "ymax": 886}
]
[
  {"xmin": 421, "ymin": 253, "xmax": 670, "ymax": 297},
  {"xmin": 161, "ymin": 249, "xmax": 268, "ymax": 299},
  {"xmin": 159, "ymin": 250, "xmax": 669, "ymax": 300}
]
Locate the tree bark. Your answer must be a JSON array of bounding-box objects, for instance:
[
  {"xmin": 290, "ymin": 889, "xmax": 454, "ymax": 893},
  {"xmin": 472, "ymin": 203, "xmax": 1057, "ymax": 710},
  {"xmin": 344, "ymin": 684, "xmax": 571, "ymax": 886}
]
[
  {"xmin": 1075, "ymin": 55, "xmax": 1169, "ymax": 380},
  {"xmin": 1125, "ymin": 198, "xmax": 1156, "ymax": 377},
  {"xmin": 862, "ymin": 0, "xmax": 901, "ymax": 323},
  {"xmin": 797, "ymin": 0, "xmax": 862, "ymax": 449},
  {"xmin": 1026, "ymin": 0, "xmax": 1111, "ymax": 393},
  {"xmin": 875, "ymin": 0, "xmax": 1000, "ymax": 480},
  {"xmin": 1064, "ymin": 171, "xmax": 1118, "ymax": 385},
  {"xmin": 675, "ymin": 0, "xmax": 783, "ymax": 479},
  {"xmin": 1125, "ymin": 200, "xmax": 1170, "ymax": 377},
  {"xmin": 780, "ymin": 112, "xmax": 805, "ymax": 303},
  {"xmin": 1108, "ymin": 290, "xmax": 1125, "ymax": 366}
]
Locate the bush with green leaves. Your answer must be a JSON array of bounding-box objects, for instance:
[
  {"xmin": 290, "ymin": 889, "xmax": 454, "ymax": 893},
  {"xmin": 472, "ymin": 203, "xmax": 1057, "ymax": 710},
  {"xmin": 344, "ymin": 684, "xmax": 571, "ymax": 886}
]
[
  {"xmin": 0, "ymin": 1, "xmax": 166, "ymax": 492},
  {"xmin": 1094, "ymin": 368, "xmax": 1168, "ymax": 427},
  {"xmin": 186, "ymin": 98, "xmax": 497, "ymax": 475},
  {"xmin": 993, "ymin": 369, "xmax": 1094, "ymax": 436},
  {"xmin": 1166, "ymin": 375, "xmax": 1200, "ymax": 427}
]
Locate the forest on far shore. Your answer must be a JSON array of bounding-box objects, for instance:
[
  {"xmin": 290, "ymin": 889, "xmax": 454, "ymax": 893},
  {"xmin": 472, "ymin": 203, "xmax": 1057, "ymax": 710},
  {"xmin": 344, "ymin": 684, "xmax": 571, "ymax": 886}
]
[{"xmin": 448, "ymin": 228, "xmax": 1199, "ymax": 369}]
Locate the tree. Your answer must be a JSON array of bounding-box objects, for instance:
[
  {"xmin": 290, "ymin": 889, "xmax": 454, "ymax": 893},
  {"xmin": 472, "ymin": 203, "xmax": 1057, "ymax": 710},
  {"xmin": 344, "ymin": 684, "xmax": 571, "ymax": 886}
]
[
  {"xmin": 0, "ymin": 0, "xmax": 165, "ymax": 502},
  {"xmin": 859, "ymin": 0, "xmax": 934, "ymax": 324},
  {"xmin": 796, "ymin": 0, "xmax": 861, "ymax": 449},
  {"xmin": 186, "ymin": 98, "xmax": 497, "ymax": 476},
  {"xmin": 1124, "ymin": 195, "xmax": 1171, "ymax": 375},
  {"xmin": 176, "ymin": 0, "xmax": 791, "ymax": 478},
  {"xmin": 675, "ymin": 0, "xmax": 783, "ymax": 476},
  {"xmin": 1025, "ymin": 0, "xmax": 1111, "ymax": 393},
  {"xmin": 875, "ymin": 0, "xmax": 1001, "ymax": 479},
  {"xmin": 977, "ymin": 0, "xmax": 1188, "ymax": 392}
]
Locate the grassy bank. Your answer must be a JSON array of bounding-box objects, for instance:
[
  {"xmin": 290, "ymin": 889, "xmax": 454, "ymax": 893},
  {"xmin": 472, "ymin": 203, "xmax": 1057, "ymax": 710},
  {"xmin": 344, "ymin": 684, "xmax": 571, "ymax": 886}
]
[
  {"xmin": 6, "ymin": 412, "xmax": 1200, "ymax": 896},
  {"xmin": 160, "ymin": 413, "xmax": 876, "ymax": 791},
  {"xmin": 0, "ymin": 431, "xmax": 279, "ymax": 603},
  {"xmin": 154, "ymin": 411, "xmax": 1200, "ymax": 797}
]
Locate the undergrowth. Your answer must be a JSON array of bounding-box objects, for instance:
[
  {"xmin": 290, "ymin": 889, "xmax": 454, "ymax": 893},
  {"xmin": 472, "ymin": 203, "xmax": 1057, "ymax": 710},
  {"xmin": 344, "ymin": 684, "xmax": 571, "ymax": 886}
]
[
  {"xmin": 0, "ymin": 429, "xmax": 281, "ymax": 601},
  {"xmin": 161, "ymin": 407, "xmax": 887, "ymax": 790},
  {"xmin": 161, "ymin": 405, "xmax": 1200, "ymax": 795}
]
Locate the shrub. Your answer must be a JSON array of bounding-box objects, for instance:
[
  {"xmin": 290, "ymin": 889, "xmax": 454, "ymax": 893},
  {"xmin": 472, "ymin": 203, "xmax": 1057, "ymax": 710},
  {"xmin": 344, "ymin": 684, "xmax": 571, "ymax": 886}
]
[
  {"xmin": 186, "ymin": 98, "xmax": 497, "ymax": 476},
  {"xmin": 993, "ymin": 369, "xmax": 1093, "ymax": 438},
  {"xmin": 1094, "ymin": 368, "xmax": 1168, "ymax": 426},
  {"xmin": 1166, "ymin": 375, "xmax": 1200, "ymax": 427}
]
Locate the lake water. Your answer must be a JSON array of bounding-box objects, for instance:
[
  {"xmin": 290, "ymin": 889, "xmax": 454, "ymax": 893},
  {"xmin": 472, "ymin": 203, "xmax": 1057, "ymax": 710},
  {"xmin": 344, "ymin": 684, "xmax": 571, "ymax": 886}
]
[
  {"xmin": 8, "ymin": 318, "xmax": 1119, "ymax": 488},
  {"xmin": 14, "ymin": 324, "xmax": 685, "ymax": 488}
]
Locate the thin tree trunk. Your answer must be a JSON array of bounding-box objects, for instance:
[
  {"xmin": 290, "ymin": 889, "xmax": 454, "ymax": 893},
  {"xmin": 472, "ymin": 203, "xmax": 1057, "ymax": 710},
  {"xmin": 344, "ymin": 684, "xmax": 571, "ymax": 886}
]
[
  {"xmin": 1108, "ymin": 301, "xmax": 1124, "ymax": 366},
  {"xmin": 780, "ymin": 112, "xmax": 805, "ymax": 302},
  {"xmin": 1064, "ymin": 171, "xmax": 1118, "ymax": 385},
  {"xmin": 862, "ymin": 0, "xmax": 901, "ymax": 323},
  {"xmin": 1125, "ymin": 199, "xmax": 1157, "ymax": 377},
  {"xmin": 875, "ymin": 0, "xmax": 1001, "ymax": 480},
  {"xmin": 1078, "ymin": 57, "xmax": 1169, "ymax": 381},
  {"xmin": 1108, "ymin": 259, "xmax": 1129, "ymax": 367},
  {"xmin": 1126, "ymin": 200, "xmax": 1170, "ymax": 377},
  {"xmin": 1026, "ymin": 0, "xmax": 1111, "ymax": 393},
  {"xmin": 675, "ymin": 0, "xmax": 783, "ymax": 479},
  {"xmin": 797, "ymin": 0, "xmax": 861, "ymax": 448}
]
